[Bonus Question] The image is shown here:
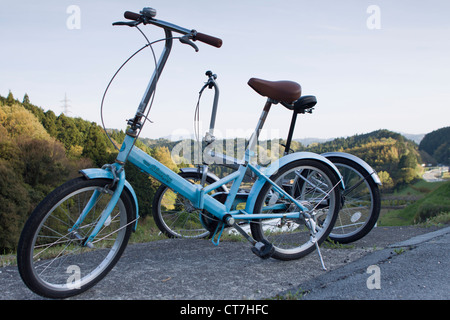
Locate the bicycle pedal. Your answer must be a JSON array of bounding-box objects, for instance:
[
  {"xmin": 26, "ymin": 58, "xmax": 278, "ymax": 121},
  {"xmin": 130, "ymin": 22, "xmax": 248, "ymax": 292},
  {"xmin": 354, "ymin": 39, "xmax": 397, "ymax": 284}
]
[{"xmin": 251, "ymin": 240, "xmax": 275, "ymax": 259}]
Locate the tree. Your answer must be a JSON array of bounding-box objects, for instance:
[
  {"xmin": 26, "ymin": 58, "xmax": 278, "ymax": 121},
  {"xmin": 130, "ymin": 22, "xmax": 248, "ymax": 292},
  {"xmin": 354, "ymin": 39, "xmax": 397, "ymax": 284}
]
[
  {"xmin": 1, "ymin": 103, "xmax": 50, "ymax": 140},
  {"xmin": 82, "ymin": 123, "xmax": 109, "ymax": 167},
  {"xmin": 42, "ymin": 110, "xmax": 58, "ymax": 137},
  {"xmin": 419, "ymin": 126, "xmax": 450, "ymax": 165},
  {"xmin": 398, "ymin": 152, "xmax": 417, "ymax": 169},
  {"xmin": 6, "ymin": 91, "xmax": 15, "ymax": 106},
  {"xmin": 153, "ymin": 146, "xmax": 178, "ymax": 172},
  {"xmin": 378, "ymin": 170, "xmax": 394, "ymax": 190},
  {"xmin": 433, "ymin": 142, "xmax": 450, "ymax": 165},
  {"xmin": 22, "ymin": 93, "xmax": 30, "ymax": 105},
  {"xmin": 398, "ymin": 167, "xmax": 417, "ymax": 185},
  {"xmin": 56, "ymin": 114, "xmax": 83, "ymax": 149},
  {"xmin": 419, "ymin": 127, "xmax": 450, "ymax": 154},
  {"xmin": 17, "ymin": 138, "xmax": 69, "ymax": 188},
  {"xmin": 0, "ymin": 161, "xmax": 30, "ymax": 251}
]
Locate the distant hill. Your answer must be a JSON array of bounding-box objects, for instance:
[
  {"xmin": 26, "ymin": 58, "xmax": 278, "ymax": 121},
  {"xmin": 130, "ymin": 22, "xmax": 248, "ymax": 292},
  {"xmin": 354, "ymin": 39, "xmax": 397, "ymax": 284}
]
[
  {"xmin": 294, "ymin": 137, "xmax": 332, "ymax": 146},
  {"xmin": 301, "ymin": 129, "xmax": 423, "ymax": 189},
  {"xmin": 419, "ymin": 126, "xmax": 450, "ymax": 165},
  {"xmin": 294, "ymin": 132, "xmax": 424, "ymax": 147}
]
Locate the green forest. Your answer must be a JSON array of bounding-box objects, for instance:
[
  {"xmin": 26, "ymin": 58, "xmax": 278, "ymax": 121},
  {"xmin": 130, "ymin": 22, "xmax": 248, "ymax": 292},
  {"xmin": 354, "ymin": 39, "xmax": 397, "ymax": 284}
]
[{"xmin": 0, "ymin": 91, "xmax": 448, "ymax": 252}]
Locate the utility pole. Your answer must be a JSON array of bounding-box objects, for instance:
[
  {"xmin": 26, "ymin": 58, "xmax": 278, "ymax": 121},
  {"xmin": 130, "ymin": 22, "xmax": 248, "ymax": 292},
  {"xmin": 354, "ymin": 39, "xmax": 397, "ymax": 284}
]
[{"xmin": 61, "ymin": 93, "xmax": 71, "ymax": 115}]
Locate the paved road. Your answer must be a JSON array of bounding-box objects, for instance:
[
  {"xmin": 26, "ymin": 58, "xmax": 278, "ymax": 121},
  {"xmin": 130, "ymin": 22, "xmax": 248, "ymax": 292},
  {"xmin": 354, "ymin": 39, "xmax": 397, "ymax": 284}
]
[
  {"xmin": 423, "ymin": 167, "xmax": 448, "ymax": 182},
  {"xmin": 284, "ymin": 226, "xmax": 450, "ymax": 300},
  {"xmin": 1, "ymin": 225, "xmax": 449, "ymax": 300}
]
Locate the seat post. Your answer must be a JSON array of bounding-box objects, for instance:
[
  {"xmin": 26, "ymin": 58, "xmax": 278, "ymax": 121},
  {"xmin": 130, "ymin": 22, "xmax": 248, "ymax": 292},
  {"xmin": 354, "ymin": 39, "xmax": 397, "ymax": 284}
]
[
  {"xmin": 246, "ymin": 99, "xmax": 273, "ymax": 162},
  {"xmin": 256, "ymin": 99, "xmax": 273, "ymax": 137},
  {"xmin": 284, "ymin": 110, "xmax": 298, "ymax": 155}
]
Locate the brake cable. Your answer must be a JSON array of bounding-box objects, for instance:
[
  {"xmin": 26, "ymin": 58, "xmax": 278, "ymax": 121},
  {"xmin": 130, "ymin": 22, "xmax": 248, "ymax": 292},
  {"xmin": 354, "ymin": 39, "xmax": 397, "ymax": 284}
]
[{"xmin": 100, "ymin": 26, "xmax": 180, "ymax": 150}]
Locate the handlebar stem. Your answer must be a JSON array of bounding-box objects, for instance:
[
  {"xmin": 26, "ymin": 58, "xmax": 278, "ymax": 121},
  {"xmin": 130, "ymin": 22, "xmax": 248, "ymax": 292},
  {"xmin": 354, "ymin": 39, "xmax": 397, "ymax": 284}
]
[
  {"xmin": 129, "ymin": 28, "xmax": 173, "ymax": 133},
  {"xmin": 121, "ymin": 9, "xmax": 221, "ymax": 135},
  {"xmin": 208, "ymin": 78, "xmax": 219, "ymax": 140}
]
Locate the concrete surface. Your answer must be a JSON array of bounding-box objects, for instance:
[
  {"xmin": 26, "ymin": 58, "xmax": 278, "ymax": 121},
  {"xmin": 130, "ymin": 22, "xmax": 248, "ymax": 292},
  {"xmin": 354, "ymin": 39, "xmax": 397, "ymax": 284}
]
[{"xmin": 1, "ymin": 225, "xmax": 449, "ymax": 300}]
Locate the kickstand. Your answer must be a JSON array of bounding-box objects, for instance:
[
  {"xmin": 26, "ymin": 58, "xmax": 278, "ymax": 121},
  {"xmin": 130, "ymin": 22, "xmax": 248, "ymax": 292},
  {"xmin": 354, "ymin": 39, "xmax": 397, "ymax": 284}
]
[
  {"xmin": 307, "ymin": 218, "xmax": 327, "ymax": 271},
  {"xmin": 313, "ymin": 237, "xmax": 327, "ymax": 271},
  {"xmin": 211, "ymin": 222, "xmax": 225, "ymax": 246}
]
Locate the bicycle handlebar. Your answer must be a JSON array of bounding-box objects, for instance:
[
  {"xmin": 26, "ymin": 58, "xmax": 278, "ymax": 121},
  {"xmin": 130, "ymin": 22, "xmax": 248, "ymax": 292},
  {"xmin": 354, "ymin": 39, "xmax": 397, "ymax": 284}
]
[
  {"xmin": 193, "ymin": 32, "xmax": 223, "ymax": 48},
  {"xmin": 123, "ymin": 10, "xmax": 223, "ymax": 48},
  {"xmin": 124, "ymin": 11, "xmax": 142, "ymax": 21}
]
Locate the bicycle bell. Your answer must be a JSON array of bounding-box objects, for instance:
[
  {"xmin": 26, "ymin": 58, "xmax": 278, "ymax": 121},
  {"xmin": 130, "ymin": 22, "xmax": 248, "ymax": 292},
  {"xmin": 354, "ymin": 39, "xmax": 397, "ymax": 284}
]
[{"xmin": 141, "ymin": 7, "xmax": 156, "ymax": 18}]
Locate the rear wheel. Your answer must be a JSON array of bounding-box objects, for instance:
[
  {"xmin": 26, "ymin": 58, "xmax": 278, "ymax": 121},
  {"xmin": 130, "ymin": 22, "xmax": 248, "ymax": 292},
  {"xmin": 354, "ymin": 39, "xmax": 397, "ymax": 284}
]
[
  {"xmin": 250, "ymin": 159, "xmax": 341, "ymax": 260},
  {"xmin": 152, "ymin": 171, "xmax": 227, "ymax": 239},
  {"xmin": 327, "ymin": 157, "xmax": 381, "ymax": 243}
]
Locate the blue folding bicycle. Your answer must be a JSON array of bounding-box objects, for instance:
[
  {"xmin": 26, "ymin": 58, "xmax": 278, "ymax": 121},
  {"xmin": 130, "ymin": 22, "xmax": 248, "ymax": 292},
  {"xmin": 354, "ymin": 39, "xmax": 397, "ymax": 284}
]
[{"xmin": 17, "ymin": 8, "xmax": 345, "ymax": 298}]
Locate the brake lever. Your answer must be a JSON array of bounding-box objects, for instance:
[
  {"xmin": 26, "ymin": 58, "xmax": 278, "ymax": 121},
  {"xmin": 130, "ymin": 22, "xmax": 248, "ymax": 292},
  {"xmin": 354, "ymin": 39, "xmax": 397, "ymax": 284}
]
[
  {"xmin": 179, "ymin": 34, "xmax": 199, "ymax": 52},
  {"xmin": 112, "ymin": 21, "xmax": 141, "ymax": 27}
]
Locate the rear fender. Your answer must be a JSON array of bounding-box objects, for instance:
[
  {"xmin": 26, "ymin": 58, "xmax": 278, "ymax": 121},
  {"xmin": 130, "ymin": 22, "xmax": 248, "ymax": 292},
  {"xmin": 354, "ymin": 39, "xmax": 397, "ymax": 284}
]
[{"xmin": 321, "ymin": 152, "xmax": 382, "ymax": 185}]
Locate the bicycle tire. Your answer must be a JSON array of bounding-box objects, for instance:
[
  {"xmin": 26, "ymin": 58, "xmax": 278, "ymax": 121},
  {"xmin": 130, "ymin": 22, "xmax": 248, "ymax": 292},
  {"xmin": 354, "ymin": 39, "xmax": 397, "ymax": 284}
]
[
  {"xmin": 250, "ymin": 159, "xmax": 341, "ymax": 261},
  {"xmin": 327, "ymin": 157, "xmax": 381, "ymax": 244},
  {"xmin": 152, "ymin": 171, "xmax": 227, "ymax": 239},
  {"xmin": 17, "ymin": 177, "xmax": 134, "ymax": 299}
]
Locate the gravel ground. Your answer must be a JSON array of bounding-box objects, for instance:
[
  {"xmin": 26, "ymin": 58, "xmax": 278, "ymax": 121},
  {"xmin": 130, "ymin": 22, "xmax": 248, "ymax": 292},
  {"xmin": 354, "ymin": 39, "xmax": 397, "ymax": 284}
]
[{"xmin": 0, "ymin": 225, "xmax": 446, "ymax": 300}]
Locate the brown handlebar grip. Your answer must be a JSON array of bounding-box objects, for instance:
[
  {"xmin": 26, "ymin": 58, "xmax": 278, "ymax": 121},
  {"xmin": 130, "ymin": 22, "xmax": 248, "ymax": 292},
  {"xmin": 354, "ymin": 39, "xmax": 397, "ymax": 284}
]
[
  {"xmin": 124, "ymin": 11, "xmax": 142, "ymax": 21},
  {"xmin": 194, "ymin": 32, "xmax": 223, "ymax": 48}
]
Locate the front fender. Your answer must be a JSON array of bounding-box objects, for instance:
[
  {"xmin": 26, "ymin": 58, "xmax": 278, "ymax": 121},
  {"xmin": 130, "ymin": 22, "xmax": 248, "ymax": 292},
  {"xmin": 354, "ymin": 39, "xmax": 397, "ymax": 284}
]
[
  {"xmin": 80, "ymin": 168, "xmax": 139, "ymax": 231},
  {"xmin": 245, "ymin": 152, "xmax": 344, "ymax": 214},
  {"xmin": 321, "ymin": 152, "xmax": 382, "ymax": 185}
]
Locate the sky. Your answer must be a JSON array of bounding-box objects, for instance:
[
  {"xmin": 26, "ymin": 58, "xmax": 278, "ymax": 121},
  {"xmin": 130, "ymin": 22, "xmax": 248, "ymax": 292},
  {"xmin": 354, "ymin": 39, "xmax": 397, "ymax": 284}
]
[{"xmin": 1, "ymin": 0, "xmax": 449, "ymax": 141}]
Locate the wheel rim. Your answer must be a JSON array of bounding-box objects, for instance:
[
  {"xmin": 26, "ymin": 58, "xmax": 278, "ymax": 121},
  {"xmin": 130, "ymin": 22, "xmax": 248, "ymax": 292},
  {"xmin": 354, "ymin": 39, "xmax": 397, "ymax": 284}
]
[
  {"xmin": 255, "ymin": 164, "xmax": 338, "ymax": 256},
  {"xmin": 28, "ymin": 185, "xmax": 128, "ymax": 292},
  {"xmin": 157, "ymin": 186, "xmax": 210, "ymax": 238},
  {"xmin": 330, "ymin": 163, "xmax": 374, "ymax": 239}
]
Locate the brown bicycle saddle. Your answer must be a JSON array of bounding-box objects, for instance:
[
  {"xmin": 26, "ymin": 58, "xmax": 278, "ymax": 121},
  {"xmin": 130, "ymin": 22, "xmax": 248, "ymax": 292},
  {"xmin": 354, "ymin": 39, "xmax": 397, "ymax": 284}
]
[{"xmin": 248, "ymin": 78, "xmax": 301, "ymax": 104}]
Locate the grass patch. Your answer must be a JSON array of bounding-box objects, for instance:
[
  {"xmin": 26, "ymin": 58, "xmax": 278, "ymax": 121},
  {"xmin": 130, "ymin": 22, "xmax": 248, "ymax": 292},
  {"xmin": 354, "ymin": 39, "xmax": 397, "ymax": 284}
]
[
  {"xmin": 129, "ymin": 216, "xmax": 168, "ymax": 243},
  {"xmin": 0, "ymin": 253, "xmax": 16, "ymax": 267},
  {"xmin": 393, "ymin": 179, "xmax": 445, "ymax": 196},
  {"xmin": 270, "ymin": 288, "xmax": 307, "ymax": 300},
  {"xmin": 379, "ymin": 181, "xmax": 450, "ymax": 226},
  {"xmin": 418, "ymin": 212, "xmax": 450, "ymax": 227},
  {"xmin": 323, "ymin": 238, "xmax": 355, "ymax": 249}
]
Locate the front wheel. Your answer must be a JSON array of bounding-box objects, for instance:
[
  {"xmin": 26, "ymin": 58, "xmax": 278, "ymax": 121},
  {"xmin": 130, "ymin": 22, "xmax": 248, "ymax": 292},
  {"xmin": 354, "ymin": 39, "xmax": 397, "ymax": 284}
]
[
  {"xmin": 17, "ymin": 177, "xmax": 134, "ymax": 299},
  {"xmin": 250, "ymin": 159, "xmax": 341, "ymax": 261}
]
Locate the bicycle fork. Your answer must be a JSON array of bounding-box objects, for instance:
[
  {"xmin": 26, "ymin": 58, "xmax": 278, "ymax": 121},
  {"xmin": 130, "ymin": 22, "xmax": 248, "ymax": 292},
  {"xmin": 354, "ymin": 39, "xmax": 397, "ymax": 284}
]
[{"xmin": 69, "ymin": 164, "xmax": 126, "ymax": 248}]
